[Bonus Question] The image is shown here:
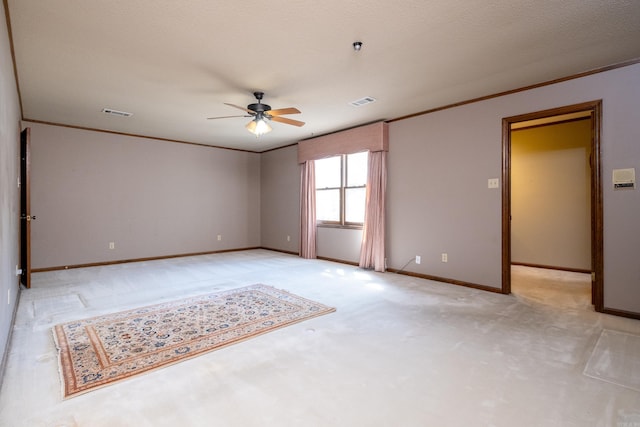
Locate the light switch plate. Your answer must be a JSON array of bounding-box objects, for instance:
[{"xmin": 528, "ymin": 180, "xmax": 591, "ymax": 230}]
[{"xmin": 488, "ymin": 178, "xmax": 499, "ymax": 189}]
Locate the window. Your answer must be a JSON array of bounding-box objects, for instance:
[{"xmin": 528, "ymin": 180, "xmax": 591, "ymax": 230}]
[{"xmin": 315, "ymin": 152, "xmax": 368, "ymax": 226}]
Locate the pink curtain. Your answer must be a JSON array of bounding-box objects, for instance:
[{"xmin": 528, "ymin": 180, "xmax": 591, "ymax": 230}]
[
  {"xmin": 299, "ymin": 160, "xmax": 317, "ymax": 259},
  {"xmin": 359, "ymin": 151, "xmax": 387, "ymax": 271}
]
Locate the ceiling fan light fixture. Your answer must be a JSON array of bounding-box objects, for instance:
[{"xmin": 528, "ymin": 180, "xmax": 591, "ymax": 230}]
[
  {"xmin": 246, "ymin": 117, "xmax": 272, "ymax": 136},
  {"xmin": 211, "ymin": 92, "xmax": 302, "ymax": 136}
]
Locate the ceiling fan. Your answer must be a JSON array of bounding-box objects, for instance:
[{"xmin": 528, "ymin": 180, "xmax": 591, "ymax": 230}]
[{"xmin": 207, "ymin": 92, "xmax": 305, "ymax": 136}]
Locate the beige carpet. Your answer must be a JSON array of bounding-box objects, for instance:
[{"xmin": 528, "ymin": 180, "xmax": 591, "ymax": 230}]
[
  {"xmin": 53, "ymin": 284, "xmax": 335, "ymax": 398},
  {"xmin": 584, "ymin": 329, "xmax": 640, "ymax": 392},
  {"xmin": 2, "ymin": 251, "xmax": 640, "ymax": 426}
]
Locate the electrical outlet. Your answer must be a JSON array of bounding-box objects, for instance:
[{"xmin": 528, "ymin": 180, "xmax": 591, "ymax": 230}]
[
  {"xmin": 287, "ymin": 235, "xmax": 291, "ymax": 242},
  {"xmin": 441, "ymin": 253, "xmax": 448, "ymax": 263},
  {"xmin": 488, "ymin": 178, "xmax": 499, "ymax": 189},
  {"xmin": 217, "ymin": 235, "xmax": 222, "ymax": 241},
  {"xmin": 7, "ymin": 289, "xmax": 10, "ymax": 305},
  {"xmin": 415, "ymin": 255, "xmax": 421, "ymax": 264},
  {"xmin": 109, "ymin": 242, "xmax": 115, "ymax": 250}
]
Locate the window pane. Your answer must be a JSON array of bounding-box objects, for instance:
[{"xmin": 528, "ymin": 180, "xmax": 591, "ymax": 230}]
[
  {"xmin": 315, "ymin": 156, "xmax": 341, "ymax": 189},
  {"xmin": 346, "ymin": 152, "xmax": 368, "ymax": 187},
  {"xmin": 345, "ymin": 187, "xmax": 366, "ymax": 223},
  {"xmin": 316, "ymin": 189, "xmax": 340, "ymax": 221}
]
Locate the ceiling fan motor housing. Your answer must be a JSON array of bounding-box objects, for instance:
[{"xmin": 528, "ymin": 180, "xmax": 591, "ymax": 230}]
[
  {"xmin": 248, "ymin": 103, "xmax": 271, "ymax": 113},
  {"xmin": 248, "ymin": 91, "xmax": 270, "ymax": 113}
]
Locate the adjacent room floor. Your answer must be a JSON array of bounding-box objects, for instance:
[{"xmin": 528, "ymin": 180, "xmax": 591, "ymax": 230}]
[{"xmin": 1, "ymin": 250, "xmax": 639, "ymax": 426}]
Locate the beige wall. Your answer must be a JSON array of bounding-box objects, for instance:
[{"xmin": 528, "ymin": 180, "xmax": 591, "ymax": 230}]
[
  {"xmin": 27, "ymin": 122, "xmax": 261, "ymax": 269},
  {"xmin": 317, "ymin": 227, "xmax": 362, "ymax": 263},
  {"xmin": 1, "ymin": 1, "xmax": 23, "ymax": 370},
  {"xmin": 389, "ymin": 63, "xmax": 640, "ymax": 313},
  {"xmin": 511, "ymin": 120, "xmax": 591, "ymax": 270},
  {"xmin": 388, "ymin": 106, "xmax": 502, "ymax": 288},
  {"xmin": 260, "ymin": 145, "xmax": 300, "ymax": 253}
]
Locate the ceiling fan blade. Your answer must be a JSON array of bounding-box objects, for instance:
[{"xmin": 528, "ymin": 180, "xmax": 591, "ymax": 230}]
[
  {"xmin": 224, "ymin": 103, "xmax": 255, "ymax": 114},
  {"xmin": 207, "ymin": 114, "xmax": 251, "ymax": 120},
  {"xmin": 267, "ymin": 107, "xmax": 301, "ymax": 116},
  {"xmin": 270, "ymin": 116, "xmax": 305, "ymax": 127}
]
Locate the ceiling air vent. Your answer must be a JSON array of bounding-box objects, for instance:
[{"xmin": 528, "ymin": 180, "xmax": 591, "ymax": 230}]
[
  {"xmin": 102, "ymin": 108, "xmax": 133, "ymax": 117},
  {"xmin": 348, "ymin": 96, "xmax": 377, "ymax": 107}
]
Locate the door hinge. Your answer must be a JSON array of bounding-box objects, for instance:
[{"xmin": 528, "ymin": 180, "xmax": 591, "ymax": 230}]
[{"xmin": 591, "ymin": 272, "xmax": 596, "ymax": 281}]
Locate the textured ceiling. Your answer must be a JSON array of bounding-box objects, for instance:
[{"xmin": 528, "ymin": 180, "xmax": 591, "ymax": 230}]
[{"xmin": 7, "ymin": 0, "xmax": 640, "ymax": 152}]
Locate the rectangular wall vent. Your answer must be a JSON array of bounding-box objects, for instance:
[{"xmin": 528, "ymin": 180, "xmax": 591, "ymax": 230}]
[
  {"xmin": 102, "ymin": 108, "xmax": 133, "ymax": 117},
  {"xmin": 348, "ymin": 96, "xmax": 377, "ymax": 107}
]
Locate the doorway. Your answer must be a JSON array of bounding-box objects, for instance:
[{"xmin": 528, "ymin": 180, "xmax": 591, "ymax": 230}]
[
  {"xmin": 20, "ymin": 127, "xmax": 31, "ymax": 288},
  {"xmin": 502, "ymin": 101, "xmax": 603, "ymax": 311}
]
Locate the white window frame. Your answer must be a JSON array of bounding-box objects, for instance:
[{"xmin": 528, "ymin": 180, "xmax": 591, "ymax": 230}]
[{"xmin": 315, "ymin": 153, "xmax": 367, "ymax": 228}]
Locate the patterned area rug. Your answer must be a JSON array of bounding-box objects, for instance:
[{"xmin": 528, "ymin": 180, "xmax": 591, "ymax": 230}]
[{"xmin": 53, "ymin": 284, "xmax": 335, "ymax": 398}]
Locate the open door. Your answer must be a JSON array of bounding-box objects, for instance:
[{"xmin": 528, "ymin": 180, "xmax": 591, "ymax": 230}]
[
  {"xmin": 20, "ymin": 127, "xmax": 32, "ymax": 288},
  {"xmin": 502, "ymin": 101, "xmax": 603, "ymax": 311}
]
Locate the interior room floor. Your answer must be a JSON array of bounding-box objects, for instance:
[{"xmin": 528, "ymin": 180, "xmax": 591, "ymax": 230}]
[{"xmin": 1, "ymin": 250, "xmax": 639, "ymax": 427}]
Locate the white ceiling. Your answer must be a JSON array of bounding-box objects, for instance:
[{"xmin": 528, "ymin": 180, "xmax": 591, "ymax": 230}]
[{"xmin": 7, "ymin": 1, "xmax": 640, "ymax": 152}]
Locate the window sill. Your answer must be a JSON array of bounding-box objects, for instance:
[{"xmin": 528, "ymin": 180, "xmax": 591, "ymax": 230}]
[{"xmin": 317, "ymin": 223, "xmax": 363, "ymax": 230}]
